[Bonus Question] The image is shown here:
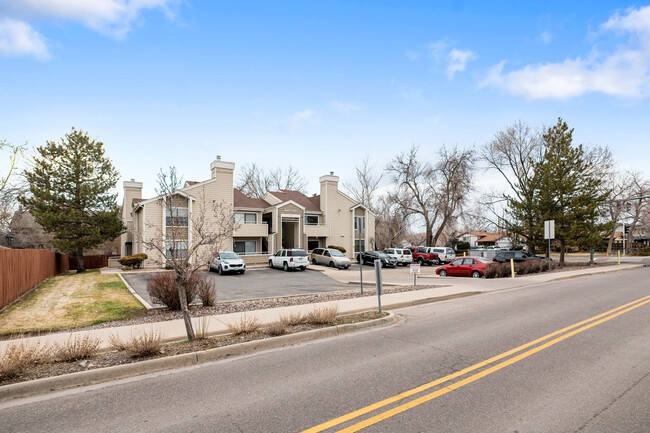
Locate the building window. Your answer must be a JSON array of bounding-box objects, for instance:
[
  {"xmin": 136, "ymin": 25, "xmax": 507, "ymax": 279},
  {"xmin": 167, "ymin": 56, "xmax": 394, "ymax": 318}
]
[
  {"xmin": 234, "ymin": 213, "xmax": 257, "ymax": 224},
  {"xmin": 165, "ymin": 240, "xmax": 188, "ymax": 259},
  {"xmin": 166, "ymin": 208, "xmax": 188, "ymax": 227},
  {"xmin": 354, "ymin": 240, "xmax": 365, "ymax": 252},
  {"xmin": 233, "ymin": 240, "xmax": 257, "ymax": 255},
  {"xmin": 354, "ymin": 215, "xmax": 365, "ymax": 231},
  {"xmin": 305, "ymin": 215, "xmax": 319, "ymax": 225}
]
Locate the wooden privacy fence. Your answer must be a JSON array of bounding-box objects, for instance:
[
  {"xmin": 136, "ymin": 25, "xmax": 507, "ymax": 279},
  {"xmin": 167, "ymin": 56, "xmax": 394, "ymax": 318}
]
[{"xmin": 0, "ymin": 250, "xmax": 112, "ymax": 309}]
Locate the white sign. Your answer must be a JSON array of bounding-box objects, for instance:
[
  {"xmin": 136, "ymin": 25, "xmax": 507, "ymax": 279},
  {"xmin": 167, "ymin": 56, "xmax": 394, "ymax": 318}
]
[
  {"xmin": 410, "ymin": 263, "xmax": 421, "ymax": 274},
  {"xmin": 544, "ymin": 220, "xmax": 555, "ymax": 240}
]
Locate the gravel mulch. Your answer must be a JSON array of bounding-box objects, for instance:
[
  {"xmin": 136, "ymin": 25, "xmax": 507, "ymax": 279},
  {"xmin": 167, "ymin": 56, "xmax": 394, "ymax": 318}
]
[
  {"xmin": 0, "ymin": 311, "xmax": 387, "ymax": 386},
  {"xmin": 0, "ymin": 284, "xmax": 442, "ymax": 340}
]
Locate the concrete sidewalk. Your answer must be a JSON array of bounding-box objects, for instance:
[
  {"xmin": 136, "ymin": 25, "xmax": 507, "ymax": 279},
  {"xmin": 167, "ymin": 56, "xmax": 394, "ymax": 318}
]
[{"xmin": 0, "ymin": 263, "xmax": 642, "ymax": 354}]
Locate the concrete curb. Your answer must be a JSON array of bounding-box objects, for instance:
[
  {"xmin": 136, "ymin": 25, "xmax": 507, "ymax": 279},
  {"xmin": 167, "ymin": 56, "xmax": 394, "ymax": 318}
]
[
  {"xmin": 117, "ymin": 273, "xmax": 154, "ymax": 310},
  {"xmin": 0, "ymin": 312, "xmax": 397, "ymax": 403}
]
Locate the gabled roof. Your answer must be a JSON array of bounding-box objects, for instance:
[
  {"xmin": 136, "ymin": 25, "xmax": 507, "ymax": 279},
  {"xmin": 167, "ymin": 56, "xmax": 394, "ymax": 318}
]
[
  {"xmin": 267, "ymin": 190, "xmax": 321, "ymax": 211},
  {"xmin": 476, "ymin": 233, "xmax": 506, "ymax": 243},
  {"xmin": 234, "ymin": 188, "xmax": 271, "ymax": 209},
  {"xmin": 185, "ymin": 181, "xmax": 199, "ymax": 187}
]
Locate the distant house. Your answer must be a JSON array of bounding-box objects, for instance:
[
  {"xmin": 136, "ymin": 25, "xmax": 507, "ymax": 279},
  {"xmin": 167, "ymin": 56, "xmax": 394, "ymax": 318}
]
[
  {"xmin": 457, "ymin": 231, "xmax": 520, "ymax": 249},
  {"xmin": 121, "ymin": 157, "xmax": 375, "ymax": 266}
]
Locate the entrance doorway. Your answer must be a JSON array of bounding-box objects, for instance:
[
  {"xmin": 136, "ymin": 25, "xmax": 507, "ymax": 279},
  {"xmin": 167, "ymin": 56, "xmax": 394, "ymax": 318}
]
[{"xmin": 281, "ymin": 218, "xmax": 299, "ymax": 249}]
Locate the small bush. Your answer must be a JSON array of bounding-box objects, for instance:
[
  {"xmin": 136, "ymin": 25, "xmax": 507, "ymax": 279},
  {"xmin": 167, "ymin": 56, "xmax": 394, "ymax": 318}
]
[
  {"xmin": 118, "ymin": 253, "xmax": 148, "ymax": 269},
  {"xmin": 327, "ymin": 245, "xmax": 346, "ymax": 254},
  {"xmin": 192, "ymin": 274, "xmax": 216, "ymax": 307},
  {"xmin": 54, "ymin": 335, "xmax": 100, "ymax": 362},
  {"xmin": 497, "ymin": 263, "xmax": 511, "ymax": 278},
  {"xmin": 195, "ymin": 316, "xmax": 211, "ymax": 340},
  {"xmin": 484, "ymin": 263, "xmax": 498, "ymax": 279},
  {"xmin": 305, "ymin": 306, "xmax": 338, "ymax": 325},
  {"xmin": 147, "ymin": 273, "xmax": 197, "ymax": 310},
  {"xmin": 226, "ymin": 315, "xmax": 261, "ymax": 336},
  {"xmin": 265, "ymin": 321, "xmax": 289, "ymax": 336},
  {"xmin": 279, "ymin": 312, "xmax": 305, "ymax": 327},
  {"xmin": 0, "ymin": 340, "xmax": 49, "ymax": 380},
  {"xmin": 109, "ymin": 330, "xmax": 163, "ymax": 357}
]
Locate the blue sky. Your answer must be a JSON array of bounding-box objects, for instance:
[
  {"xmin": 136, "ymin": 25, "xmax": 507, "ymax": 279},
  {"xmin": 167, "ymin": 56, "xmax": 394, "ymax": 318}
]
[{"xmin": 1, "ymin": 1, "xmax": 649, "ymax": 199}]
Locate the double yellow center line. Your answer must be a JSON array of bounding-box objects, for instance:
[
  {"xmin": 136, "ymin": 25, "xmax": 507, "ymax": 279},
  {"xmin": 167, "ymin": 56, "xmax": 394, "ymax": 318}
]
[{"xmin": 302, "ymin": 294, "xmax": 650, "ymax": 433}]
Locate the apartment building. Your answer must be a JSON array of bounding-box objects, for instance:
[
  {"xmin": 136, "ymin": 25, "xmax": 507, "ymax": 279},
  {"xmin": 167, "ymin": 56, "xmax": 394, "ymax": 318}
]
[{"xmin": 121, "ymin": 157, "xmax": 375, "ymax": 266}]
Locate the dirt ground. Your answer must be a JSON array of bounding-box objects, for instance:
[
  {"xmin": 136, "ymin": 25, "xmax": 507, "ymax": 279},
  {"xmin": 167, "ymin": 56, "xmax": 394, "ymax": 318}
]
[{"xmin": 0, "ymin": 270, "xmax": 145, "ymax": 336}]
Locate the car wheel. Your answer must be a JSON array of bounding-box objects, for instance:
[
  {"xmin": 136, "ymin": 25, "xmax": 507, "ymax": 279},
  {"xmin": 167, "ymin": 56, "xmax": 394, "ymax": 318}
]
[
  {"xmin": 240, "ymin": 270, "xmax": 245, "ymax": 275},
  {"xmin": 268, "ymin": 260, "xmax": 274, "ymax": 269},
  {"xmin": 218, "ymin": 266, "xmax": 223, "ymax": 275},
  {"xmin": 329, "ymin": 261, "xmax": 335, "ymax": 267},
  {"xmin": 472, "ymin": 270, "xmax": 481, "ymax": 278},
  {"xmin": 283, "ymin": 262, "xmax": 289, "ymax": 272},
  {"xmin": 312, "ymin": 258, "xmax": 317, "ymax": 265},
  {"xmin": 439, "ymin": 269, "xmax": 447, "ymax": 277},
  {"xmin": 435, "ymin": 259, "xmax": 441, "ymax": 265},
  {"xmin": 300, "ymin": 266, "xmax": 306, "ymax": 271},
  {"xmin": 417, "ymin": 258, "xmax": 424, "ymax": 265}
]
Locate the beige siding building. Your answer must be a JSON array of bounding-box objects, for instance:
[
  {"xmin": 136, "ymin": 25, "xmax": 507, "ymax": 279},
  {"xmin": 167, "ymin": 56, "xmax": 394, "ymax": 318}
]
[{"xmin": 121, "ymin": 159, "xmax": 375, "ymax": 267}]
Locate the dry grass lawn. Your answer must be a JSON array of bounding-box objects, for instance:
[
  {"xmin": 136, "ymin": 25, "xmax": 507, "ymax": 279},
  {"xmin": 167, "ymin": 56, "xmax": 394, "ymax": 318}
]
[{"xmin": 0, "ymin": 270, "xmax": 145, "ymax": 336}]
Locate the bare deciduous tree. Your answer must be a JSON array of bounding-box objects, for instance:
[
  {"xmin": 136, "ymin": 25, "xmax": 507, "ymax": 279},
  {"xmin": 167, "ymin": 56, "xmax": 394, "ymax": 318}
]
[
  {"xmin": 342, "ymin": 156, "xmax": 383, "ymax": 212},
  {"xmin": 430, "ymin": 145, "xmax": 474, "ymax": 244},
  {"xmin": 386, "ymin": 144, "xmax": 474, "ymax": 247},
  {"xmin": 386, "ymin": 146, "xmax": 437, "ymax": 246},
  {"xmin": 0, "ymin": 140, "xmax": 26, "ymax": 231},
  {"xmin": 481, "ymin": 121, "xmax": 543, "ymax": 251},
  {"xmin": 137, "ymin": 167, "xmax": 237, "ymax": 340},
  {"xmin": 374, "ymin": 193, "xmax": 409, "ymax": 249},
  {"xmin": 236, "ymin": 164, "xmax": 307, "ymax": 198}
]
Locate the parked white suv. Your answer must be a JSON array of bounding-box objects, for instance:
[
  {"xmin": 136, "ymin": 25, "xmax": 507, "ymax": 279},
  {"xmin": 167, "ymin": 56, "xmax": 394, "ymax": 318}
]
[
  {"xmin": 209, "ymin": 251, "xmax": 246, "ymax": 275},
  {"xmin": 383, "ymin": 248, "xmax": 413, "ymax": 266},
  {"xmin": 269, "ymin": 249, "xmax": 309, "ymax": 271},
  {"xmin": 429, "ymin": 247, "xmax": 456, "ymax": 264}
]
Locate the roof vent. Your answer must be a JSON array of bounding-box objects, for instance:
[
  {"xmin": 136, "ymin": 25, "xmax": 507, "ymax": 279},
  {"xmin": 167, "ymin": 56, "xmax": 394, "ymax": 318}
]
[{"xmin": 330, "ymin": 171, "xmax": 334, "ymax": 175}]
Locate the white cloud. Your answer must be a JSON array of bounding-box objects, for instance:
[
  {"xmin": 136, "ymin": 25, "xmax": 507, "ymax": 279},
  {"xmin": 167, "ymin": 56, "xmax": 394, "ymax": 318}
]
[
  {"xmin": 540, "ymin": 31, "xmax": 552, "ymax": 43},
  {"xmin": 446, "ymin": 48, "xmax": 475, "ymax": 80},
  {"xmin": 0, "ymin": 0, "xmax": 177, "ymax": 57},
  {"xmin": 428, "ymin": 41, "xmax": 448, "ymax": 61},
  {"xmin": 405, "ymin": 49, "xmax": 420, "ymax": 61},
  {"xmin": 0, "ymin": 18, "xmax": 48, "ymax": 58},
  {"xmin": 332, "ymin": 101, "xmax": 360, "ymax": 114},
  {"xmin": 482, "ymin": 6, "xmax": 650, "ymax": 99},
  {"xmin": 286, "ymin": 109, "xmax": 319, "ymax": 131}
]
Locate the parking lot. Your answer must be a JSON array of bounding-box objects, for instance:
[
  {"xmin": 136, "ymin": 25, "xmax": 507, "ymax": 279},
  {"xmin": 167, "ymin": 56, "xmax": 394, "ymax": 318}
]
[{"xmin": 122, "ymin": 267, "xmax": 352, "ymax": 307}]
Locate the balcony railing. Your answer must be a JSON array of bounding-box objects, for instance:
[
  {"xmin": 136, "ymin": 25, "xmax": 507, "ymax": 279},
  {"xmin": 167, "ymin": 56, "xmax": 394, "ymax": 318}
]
[{"xmin": 234, "ymin": 222, "xmax": 269, "ymax": 237}]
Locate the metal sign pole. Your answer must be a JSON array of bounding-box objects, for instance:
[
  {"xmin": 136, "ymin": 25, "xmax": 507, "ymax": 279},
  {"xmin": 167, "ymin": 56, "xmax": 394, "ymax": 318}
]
[
  {"xmin": 358, "ymin": 222, "xmax": 363, "ymax": 295},
  {"xmin": 544, "ymin": 220, "xmax": 555, "ymax": 273},
  {"xmin": 374, "ymin": 260, "xmax": 382, "ymax": 314}
]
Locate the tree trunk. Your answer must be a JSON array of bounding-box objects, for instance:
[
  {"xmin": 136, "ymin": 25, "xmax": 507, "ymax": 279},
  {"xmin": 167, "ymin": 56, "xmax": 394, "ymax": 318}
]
[
  {"xmin": 559, "ymin": 241, "xmax": 565, "ymax": 265},
  {"xmin": 177, "ymin": 277, "xmax": 195, "ymax": 341},
  {"xmin": 76, "ymin": 249, "xmax": 86, "ymax": 273}
]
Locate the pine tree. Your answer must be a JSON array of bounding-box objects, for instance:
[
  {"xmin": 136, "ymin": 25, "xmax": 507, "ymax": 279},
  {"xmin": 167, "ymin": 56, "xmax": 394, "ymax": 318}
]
[
  {"xmin": 20, "ymin": 128, "xmax": 124, "ymax": 272},
  {"xmin": 535, "ymin": 118, "xmax": 609, "ymax": 264}
]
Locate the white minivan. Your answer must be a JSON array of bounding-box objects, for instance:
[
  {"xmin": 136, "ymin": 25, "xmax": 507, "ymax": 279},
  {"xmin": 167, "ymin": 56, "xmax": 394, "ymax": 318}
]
[
  {"xmin": 429, "ymin": 247, "xmax": 456, "ymax": 264},
  {"xmin": 383, "ymin": 248, "xmax": 413, "ymax": 266}
]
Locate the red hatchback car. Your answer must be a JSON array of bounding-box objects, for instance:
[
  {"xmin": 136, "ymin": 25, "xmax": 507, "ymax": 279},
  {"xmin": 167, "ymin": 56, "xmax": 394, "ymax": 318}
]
[{"xmin": 436, "ymin": 257, "xmax": 492, "ymax": 278}]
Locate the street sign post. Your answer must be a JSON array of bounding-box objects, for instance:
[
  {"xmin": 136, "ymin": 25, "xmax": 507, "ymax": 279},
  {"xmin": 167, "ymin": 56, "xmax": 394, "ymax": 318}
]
[
  {"xmin": 374, "ymin": 260, "xmax": 383, "ymax": 313},
  {"xmin": 544, "ymin": 220, "xmax": 555, "ymax": 272},
  {"xmin": 410, "ymin": 263, "xmax": 421, "ymax": 286},
  {"xmin": 358, "ymin": 223, "xmax": 363, "ymax": 295}
]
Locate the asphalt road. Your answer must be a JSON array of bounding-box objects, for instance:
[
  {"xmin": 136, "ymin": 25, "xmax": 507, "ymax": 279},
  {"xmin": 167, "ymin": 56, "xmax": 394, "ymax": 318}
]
[
  {"xmin": 2, "ymin": 268, "xmax": 649, "ymax": 432},
  {"xmin": 122, "ymin": 268, "xmax": 352, "ymax": 306}
]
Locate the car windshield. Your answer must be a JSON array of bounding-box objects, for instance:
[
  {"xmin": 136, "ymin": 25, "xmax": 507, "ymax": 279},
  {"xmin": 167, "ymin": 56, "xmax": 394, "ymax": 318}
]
[
  {"xmin": 220, "ymin": 252, "xmax": 239, "ymax": 259},
  {"xmin": 403, "ymin": 250, "xmax": 411, "ymax": 254},
  {"xmin": 330, "ymin": 250, "xmax": 345, "ymax": 257},
  {"xmin": 375, "ymin": 252, "xmax": 390, "ymax": 258},
  {"xmin": 446, "ymin": 248, "xmax": 454, "ymax": 254},
  {"xmin": 289, "ymin": 250, "xmax": 307, "ymax": 257}
]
